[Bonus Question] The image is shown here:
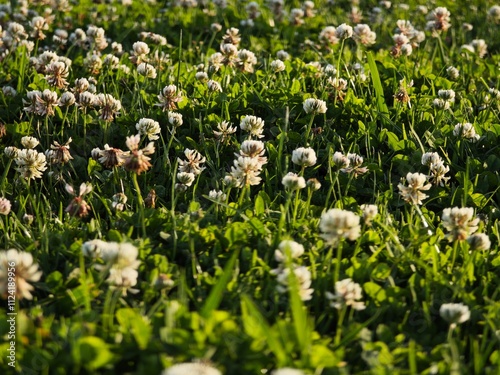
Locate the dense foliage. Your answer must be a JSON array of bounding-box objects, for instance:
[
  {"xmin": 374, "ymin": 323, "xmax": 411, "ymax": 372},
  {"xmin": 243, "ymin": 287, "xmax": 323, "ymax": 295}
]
[{"xmin": 1, "ymin": 0, "xmax": 500, "ymax": 374}]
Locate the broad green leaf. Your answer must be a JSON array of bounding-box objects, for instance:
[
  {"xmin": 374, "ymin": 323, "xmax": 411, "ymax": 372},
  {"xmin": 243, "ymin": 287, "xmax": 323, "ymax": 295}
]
[
  {"xmin": 116, "ymin": 308, "xmax": 152, "ymax": 350},
  {"xmin": 241, "ymin": 295, "xmax": 287, "ymax": 365},
  {"xmin": 363, "ymin": 281, "xmax": 387, "ymax": 305},
  {"xmin": 72, "ymin": 336, "xmax": 113, "ymax": 370}
]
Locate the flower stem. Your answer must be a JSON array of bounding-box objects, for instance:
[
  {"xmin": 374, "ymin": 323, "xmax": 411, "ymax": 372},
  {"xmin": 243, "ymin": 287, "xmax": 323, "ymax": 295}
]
[
  {"xmin": 131, "ymin": 173, "xmax": 146, "ymax": 238},
  {"xmin": 333, "ymin": 240, "xmax": 343, "ymax": 285},
  {"xmin": 304, "ymin": 114, "xmax": 316, "ymax": 145},
  {"xmin": 0, "ymin": 159, "xmax": 13, "ymax": 193},
  {"xmin": 334, "ymin": 305, "xmax": 347, "ymax": 346}
]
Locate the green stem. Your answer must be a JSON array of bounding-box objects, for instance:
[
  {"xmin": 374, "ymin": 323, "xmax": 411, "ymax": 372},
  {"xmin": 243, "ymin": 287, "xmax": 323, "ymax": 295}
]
[
  {"xmin": 131, "ymin": 173, "xmax": 146, "ymax": 238},
  {"xmin": 304, "ymin": 114, "xmax": 316, "ymax": 145},
  {"xmin": 334, "ymin": 306, "xmax": 347, "ymax": 346},
  {"xmin": 0, "ymin": 159, "xmax": 13, "ymax": 193},
  {"xmin": 79, "ymin": 252, "xmax": 91, "ymax": 312},
  {"xmin": 333, "ymin": 240, "xmax": 343, "ymax": 285},
  {"xmin": 450, "ymin": 241, "xmax": 459, "ymax": 272}
]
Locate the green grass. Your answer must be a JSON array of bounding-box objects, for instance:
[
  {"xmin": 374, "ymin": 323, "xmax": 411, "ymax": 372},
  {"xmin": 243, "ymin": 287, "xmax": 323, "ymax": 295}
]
[{"xmin": 1, "ymin": 0, "xmax": 500, "ymax": 374}]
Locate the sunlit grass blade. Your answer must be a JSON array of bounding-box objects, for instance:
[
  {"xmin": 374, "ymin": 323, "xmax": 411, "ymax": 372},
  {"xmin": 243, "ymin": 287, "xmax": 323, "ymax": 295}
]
[{"xmin": 200, "ymin": 250, "xmax": 239, "ymax": 319}]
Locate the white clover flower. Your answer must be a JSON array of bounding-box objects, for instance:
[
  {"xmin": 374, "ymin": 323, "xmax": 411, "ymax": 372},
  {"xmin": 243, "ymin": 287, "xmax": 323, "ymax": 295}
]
[
  {"xmin": 438, "ymin": 89, "xmax": 455, "ymax": 102},
  {"xmin": 59, "ymin": 91, "xmax": 76, "ymax": 106},
  {"xmin": 272, "ymin": 369, "xmax": 305, "ymax": 375},
  {"xmin": 270, "ymin": 59, "xmax": 286, "ymax": 72},
  {"xmin": 274, "ymin": 240, "xmax": 305, "ymax": 263},
  {"xmin": 4, "ymin": 147, "xmax": 19, "ymax": 159},
  {"xmin": 211, "ymin": 23, "xmax": 223, "ymax": 32},
  {"xmin": 178, "ymin": 149, "xmax": 206, "ymax": 175},
  {"xmin": 332, "ymin": 151, "xmax": 349, "ymax": 169},
  {"xmin": 230, "ymin": 156, "xmax": 263, "ymax": 187},
  {"xmin": 335, "ymin": 23, "xmax": 353, "ymax": 39},
  {"xmin": 467, "ymin": 233, "xmax": 491, "ymax": 251},
  {"xmin": 446, "ymin": 66, "xmax": 459, "ymax": 80},
  {"xmin": 111, "ymin": 193, "xmax": 128, "ymax": 212},
  {"xmin": 322, "ymin": 64, "xmax": 337, "ymax": 77},
  {"xmin": 156, "ymin": 84, "xmax": 182, "ymax": 111},
  {"xmin": 100, "ymin": 242, "xmax": 140, "ymax": 270},
  {"xmin": 82, "ymin": 239, "xmax": 112, "ymax": 258},
  {"xmin": 471, "ymin": 39, "xmax": 487, "ymax": 58},
  {"xmin": 276, "ymin": 50, "xmax": 290, "ymax": 60},
  {"xmin": 442, "ymin": 207, "xmax": 479, "ymax": 241},
  {"xmin": 94, "ymin": 93, "xmax": 122, "ymax": 122},
  {"xmin": 177, "ymin": 172, "xmax": 196, "ymax": 187},
  {"xmin": 488, "ymin": 5, "xmax": 500, "ymax": 23},
  {"xmin": 131, "ymin": 41, "xmax": 150, "ymax": 63},
  {"xmin": 276, "ymin": 266, "xmax": 314, "ymax": 301},
  {"xmin": 136, "ymin": 118, "xmax": 161, "ymax": 141},
  {"xmin": 292, "ymin": 147, "xmax": 317, "ymax": 167},
  {"xmin": 2, "ymin": 85, "xmax": 17, "ymax": 96},
  {"xmin": 208, "ymin": 190, "xmax": 227, "ymax": 202},
  {"xmin": 426, "ymin": 7, "xmax": 451, "ymax": 33},
  {"xmin": 207, "ymin": 79, "xmax": 222, "ymax": 92},
  {"xmin": 401, "ymin": 44, "xmax": 413, "ymax": 56},
  {"xmin": 162, "ymin": 362, "xmax": 221, "ymax": 375},
  {"xmin": 326, "ymin": 278, "xmax": 366, "ymax": 310},
  {"xmin": 439, "ymin": 303, "xmax": 470, "ymax": 327},
  {"xmin": 460, "ymin": 44, "xmax": 475, "ymax": 54},
  {"xmin": 0, "ymin": 197, "xmax": 11, "ymax": 215},
  {"xmin": 433, "ymin": 98, "xmax": 450, "ymax": 110},
  {"xmin": 168, "ymin": 112, "xmax": 183, "ymax": 128},
  {"xmin": 214, "ymin": 120, "xmax": 236, "ymax": 143},
  {"xmin": 341, "ymin": 153, "xmax": 368, "ymax": 177},
  {"xmin": 453, "ymin": 123, "xmax": 480, "ymax": 141},
  {"xmin": 319, "ymin": 209, "xmax": 361, "ymax": 245},
  {"xmin": 237, "ymin": 49, "xmax": 257, "ymax": 73},
  {"xmin": 21, "ymin": 136, "xmax": 40, "ymax": 149},
  {"xmin": 421, "ymin": 152, "xmax": 442, "ymax": 167},
  {"xmin": 360, "ymin": 204, "xmax": 378, "ymax": 225},
  {"xmin": 282, "ymin": 172, "xmax": 306, "ymax": 190},
  {"xmin": 240, "ymin": 115, "xmax": 265, "ymax": 138},
  {"xmin": 15, "ymin": 149, "xmax": 47, "ymax": 180},
  {"xmin": 239, "ymin": 140, "xmax": 267, "ymax": 166},
  {"xmin": 107, "ymin": 266, "xmax": 139, "ymax": 295},
  {"xmin": 429, "ymin": 161, "xmax": 450, "ymax": 186},
  {"xmin": 307, "ymin": 178, "xmax": 321, "ymax": 191},
  {"xmin": 353, "ymin": 24, "xmax": 376, "ymax": 45},
  {"xmin": 195, "ymin": 71, "xmax": 208, "ymax": 81},
  {"xmin": 137, "ymin": 62, "xmax": 157, "ymax": 79},
  {"xmin": 397, "ymin": 172, "xmax": 431, "ymax": 205},
  {"xmin": 0, "ymin": 249, "xmax": 42, "ymax": 300},
  {"xmin": 289, "ymin": 8, "xmax": 305, "ymax": 25},
  {"xmin": 303, "ymin": 98, "xmax": 327, "ymax": 114}
]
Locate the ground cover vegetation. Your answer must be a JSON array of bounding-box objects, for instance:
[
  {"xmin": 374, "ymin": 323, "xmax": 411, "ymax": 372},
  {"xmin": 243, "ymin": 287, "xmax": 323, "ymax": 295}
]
[{"xmin": 1, "ymin": 0, "xmax": 500, "ymax": 373}]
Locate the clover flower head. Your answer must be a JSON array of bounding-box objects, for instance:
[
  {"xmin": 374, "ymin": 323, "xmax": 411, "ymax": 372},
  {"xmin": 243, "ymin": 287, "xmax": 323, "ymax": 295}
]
[
  {"xmin": 319, "ymin": 209, "xmax": 361, "ymax": 245},
  {"xmin": 282, "ymin": 172, "xmax": 306, "ymax": 190},
  {"xmin": 292, "ymin": 147, "xmax": 317, "ymax": 167},
  {"xmin": 0, "ymin": 249, "xmax": 42, "ymax": 300},
  {"xmin": 439, "ymin": 303, "xmax": 470, "ymax": 328},
  {"xmin": 303, "ymin": 98, "xmax": 327, "ymax": 114},
  {"xmin": 326, "ymin": 278, "xmax": 366, "ymax": 310},
  {"xmin": 441, "ymin": 207, "xmax": 479, "ymax": 241},
  {"xmin": 398, "ymin": 172, "xmax": 431, "ymax": 205}
]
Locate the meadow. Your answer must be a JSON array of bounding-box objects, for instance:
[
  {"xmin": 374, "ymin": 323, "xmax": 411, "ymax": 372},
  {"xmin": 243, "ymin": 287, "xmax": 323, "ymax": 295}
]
[{"xmin": 1, "ymin": 0, "xmax": 500, "ymax": 373}]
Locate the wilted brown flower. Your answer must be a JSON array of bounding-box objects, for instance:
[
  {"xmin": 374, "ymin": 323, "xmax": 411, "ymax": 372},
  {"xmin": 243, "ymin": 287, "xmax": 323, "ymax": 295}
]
[
  {"xmin": 45, "ymin": 138, "xmax": 73, "ymax": 165},
  {"xmin": 65, "ymin": 182, "xmax": 92, "ymax": 218},
  {"xmin": 123, "ymin": 134, "xmax": 155, "ymax": 175}
]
